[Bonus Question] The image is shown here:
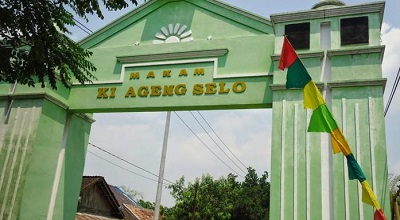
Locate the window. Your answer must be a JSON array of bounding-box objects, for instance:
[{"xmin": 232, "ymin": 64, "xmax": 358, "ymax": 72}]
[
  {"xmin": 340, "ymin": 16, "xmax": 369, "ymax": 45},
  {"xmin": 285, "ymin": 23, "xmax": 310, "ymax": 50}
]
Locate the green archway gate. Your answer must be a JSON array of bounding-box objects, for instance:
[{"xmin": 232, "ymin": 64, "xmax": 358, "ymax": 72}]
[{"xmin": 0, "ymin": 0, "xmax": 390, "ymax": 219}]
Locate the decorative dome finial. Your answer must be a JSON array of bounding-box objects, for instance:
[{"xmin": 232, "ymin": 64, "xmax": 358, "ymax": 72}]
[{"xmin": 312, "ymin": 0, "xmax": 345, "ymax": 9}]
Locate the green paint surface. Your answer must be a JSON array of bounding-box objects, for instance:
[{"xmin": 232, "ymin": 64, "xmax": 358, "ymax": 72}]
[
  {"xmin": 19, "ymin": 100, "xmax": 66, "ymax": 220},
  {"xmin": 63, "ymin": 114, "xmax": 92, "ymax": 220},
  {"xmin": 0, "ymin": 1, "xmax": 391, "ymax": 220}
]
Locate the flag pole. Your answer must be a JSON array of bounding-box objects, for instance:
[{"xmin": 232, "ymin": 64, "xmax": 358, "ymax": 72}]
[{"xmin": 153, "ymin": 111, "xmax": 171, "ymax": 220}]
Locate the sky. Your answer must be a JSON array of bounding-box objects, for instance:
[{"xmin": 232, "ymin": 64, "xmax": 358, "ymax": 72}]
[{"xmin": 71, "ymin": 0, "xmax": 400, "ymax": 207}]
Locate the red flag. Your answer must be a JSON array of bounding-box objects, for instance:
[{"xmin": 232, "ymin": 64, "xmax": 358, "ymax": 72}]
[
  {"xmin": 374, "ymin": 209, "xmax": 387, "ymax": 220},
  {"xmin": 278, "ymin": 36, "xmax": 298, "ymax": 71}
]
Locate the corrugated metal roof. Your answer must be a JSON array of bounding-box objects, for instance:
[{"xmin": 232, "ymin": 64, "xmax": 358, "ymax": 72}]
[{"xmin": 108, "ymin": 185, "xmax": 139, "ymax": 207}]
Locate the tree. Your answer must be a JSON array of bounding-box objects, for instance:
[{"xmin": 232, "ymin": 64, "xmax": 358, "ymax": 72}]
[
  {"xmin": 137, "ymin": 199, "xmax": 169, "ymax": 216},
  {"xmin": 164, "ymin": 168, "xmax": 270, "ymax": 220},
  {"xmin": 231, "ymin": 168, "xmax": 270, "ymax": 220},
  {"xmin": 138, "ymin": 199, "xmax": 155, "ymax": 209},
  {"xmin": 0, "ymin": 0, "xmax": 139, "ymax": 89},
  {"xmin": 389, "ymin": 173, "xmax": 400, "ymax": 220}
]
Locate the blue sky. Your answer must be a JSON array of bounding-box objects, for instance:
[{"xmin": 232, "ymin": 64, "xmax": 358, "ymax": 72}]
[{"xmin": 72, "ymin": 0, "xmax": 400, "ymax": 206}]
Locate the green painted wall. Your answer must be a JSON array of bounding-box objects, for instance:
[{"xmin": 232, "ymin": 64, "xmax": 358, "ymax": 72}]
[
  {"xmin": 20, "ymin": 100, "xmax": 67, "ymax": 220},
  {"xmin": 61, "ymin": 114, "xmax": 92, "ymax": 220},
  {"xmin": 0, "ymin": 1, "xmax": 275, "ymax": 219},
  {"xmin": 0, "ymin": 97, "xmax": 92, "ymax": 220},
  {"xmin": 0, "ymin": 0, "xmax": 391, "ymax": 219},
  {"xmin": 270, "ymin": 1, "xmax": 389, "ymax": 220},
  {"xmin": 70, "ymin": 0, "xmax": 275, "ymax": 112},
  {"xmin": 0, "ymin": 99, "xmax": 43, "ymax": 220}
]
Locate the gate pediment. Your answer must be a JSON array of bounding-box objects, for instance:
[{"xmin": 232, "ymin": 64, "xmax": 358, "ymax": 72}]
[{"xmin": 70, "ymin": 0, "xmax": 275, "ymax": 112}]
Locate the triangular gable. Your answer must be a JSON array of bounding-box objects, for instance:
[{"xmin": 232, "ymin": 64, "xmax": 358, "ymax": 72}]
[
  {"xmin": 79, "ymin": 0, "xmax": 272, "ymax": 49},
  {"xmin": 68, "ymin": 0, "xmax": 275, "ymax": 111},
  {"xmin": 79, "ymin": 177, "xmax": 123, "ymax": 218}
]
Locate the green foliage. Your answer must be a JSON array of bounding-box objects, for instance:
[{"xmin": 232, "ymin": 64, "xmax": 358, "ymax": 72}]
[
  {"xmin": 0, "ymin": 0, "xmax": 138, "ymax": 89},
  {"xmin": 138, "ymin": 199, "xmax": 169, "ymax": 216},
  {"xmin": 164, "ymin": 167, "xmax": 270, "ymax": 220},
  {"xmin": 231, "ymin": 168, "xmax": 270, "ymax": 220},
  {"xmin": 138, "ymin": 199, "xmax": 155, "ymax": 209},
  {"xmin": 389, "ymin": 173, "xmax": 400, "ymax": 219}
]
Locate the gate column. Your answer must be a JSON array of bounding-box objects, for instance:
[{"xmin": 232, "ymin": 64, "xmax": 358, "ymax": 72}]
[
  {"xmin": 270, "ymin": 1, "xmax": 390, "ymax": 219},
  {"xmin": 0, "ymin": 84, "xmax": 93, "ymax": 220}
]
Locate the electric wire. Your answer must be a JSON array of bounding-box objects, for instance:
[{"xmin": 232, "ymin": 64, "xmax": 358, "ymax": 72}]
[
  {"xmin": 173, "ymin": 111, "xmax": 245, "ymax": 178},
  {"xmin": 88, "ymin": 142, "xmax": 174, "ymax": 184},
  {"xmin": 196, "ymin": 110, "xmax": 248, "ymax": 171},
  {"xmin": 384, "ymin": 67, "xmax": 400, "ymax": 117},
  {"xmin": 189, "ymin": 111, "xmax": 247, "ymax": 175},
  {"xmin": 49, "ymin": 1, "xmax": 94, "ymax": 35},
  {"xmin": 73, "ymin": 24, "xmax": 92, "ymax": 35},
  {"xmin": 72, "ymin": 18, "xmax": 93, "ymax": 34},
  {"xmin": 87, "ymin": 150, "xmax": 167, "ymax": 186},
  {"xmin": 71, "ymin": 14, "xmax": 246, "ymax": 181}
]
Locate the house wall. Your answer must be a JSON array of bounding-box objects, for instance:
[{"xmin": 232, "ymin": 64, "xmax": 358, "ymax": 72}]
[{"xmin": 78, "ymin": 185, "xmax": 116, "ymax": 217}]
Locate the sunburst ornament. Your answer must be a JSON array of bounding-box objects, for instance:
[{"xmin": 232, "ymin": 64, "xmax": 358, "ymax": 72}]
[{"xmin": 152, "ymin": 23, "xmax": 193, "ymax": 44}]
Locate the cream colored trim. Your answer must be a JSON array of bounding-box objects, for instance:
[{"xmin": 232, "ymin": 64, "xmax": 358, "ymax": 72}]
[
  {"xmin": 75, "ymin": 113, "xmax": 95, "ymax": 124},
  {"xmin": 294, "ymin": 104, "xmax": 298, "ymax": 220},
  {"xmin": 280, "ymin": 100, "xmax": 286, "ymax": 220},
  {"xmin": 77, "ymin": 58, "xmax": 219, "ymax": 85},
  {"xmin": 306, "ymin": 109, "xmax": 311, "ymax": 220},
  {"xmin": 1, "ymin": 108, "xmax": 27, "ymax": 218},
  {"xmin": 205, "ymin": 0, "xmax": 271, "ymax": 25},
  {"xmin": 117, "ymin": 49, "xmax": 228, "ymax": 63},
  {"xmin": 47, "ymin": 115, "xmax": 71, "ymax": 220},
  {"xmin": 270, "ymin": 83, "xmax": 324, "ymax": 91},
  {"xmin": 0, "ymin": 108, "xmax": 20, "ymax": 195},
  {"xmin": 327, "ymin": 46, "xmax": 384, "ymax": 57},
  {"xmin": 270, "ymin": 2, "xmax": 384, "ymax": 24},
  {"xmin": 272, "ymin": 46, "xmax": 384, "ymax": 62},
  {"xmin": 213, "ymin": 72, "xmax": 270, "ymax": 79},
  {"xmin": 355, "ymin": 103, "xmax": 364, "ymax": 220},
  {"xmin": 271, "ymin": 51, "xmax": 324, "ymax": 61},
  {"xmin": 8, "ymin": 107, "xmax": 36, "ymax": 220},
  {"xmin": 328, "ymin": 79, "xmax": 386, "ymax": 89},
  {"xmin": 0, "ymin": 93, "xmax": 69, "ymax": 110},
  {"xmin": 327, "ymin": 46, "xmax": 385, "ymax": 62},
  {"xmin": 342, "ymin": 98, "xmax": 350, "ymax": 220},
  {"xmin": 368, "ymin": 97, "xmax": 377, "ymax": 194},
  {"xmin": 79, "ymin": 0, "xmax": 272, "ymax": 46}
]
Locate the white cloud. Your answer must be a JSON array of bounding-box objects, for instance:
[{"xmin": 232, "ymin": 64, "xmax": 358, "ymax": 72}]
[
  {"xmin": 85, "ymin": 110, "xmax": 271, "ymax": 206},
  {"xmin": 382, "ymin": 24, "xmax": 400, "ymax": 76},
  {"xmin": 381, "ymin": 22, "xmax": 400, "ymax": 174}
]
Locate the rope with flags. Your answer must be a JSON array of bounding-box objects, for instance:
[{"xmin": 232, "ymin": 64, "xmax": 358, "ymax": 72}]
[{"xmin": 278, "ymin": 36, "xmax": 387, "ymax": 220}]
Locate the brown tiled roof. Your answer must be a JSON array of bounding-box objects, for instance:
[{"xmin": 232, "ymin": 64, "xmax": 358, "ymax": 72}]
[
  {"xmin": 75, "ymin": 212, "xmax": 122, "ymax": 220},
  {"xmin": 122, "ymin": 204, "xmax": 156, "ymax": 220},
  {"xmin": 79, "ymin": 177, "xmax": 159, "ymax": 220}
]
